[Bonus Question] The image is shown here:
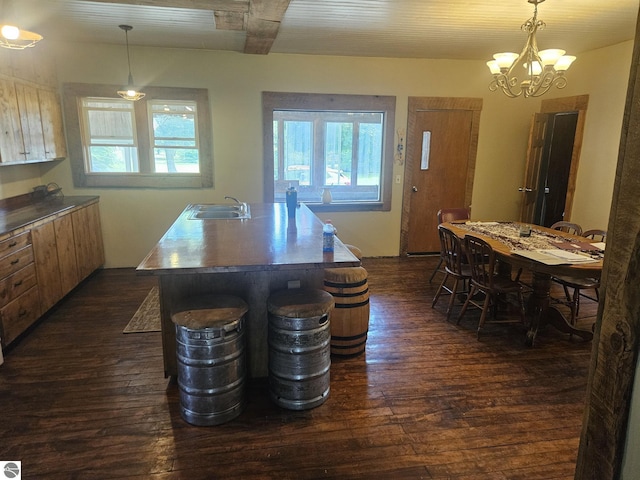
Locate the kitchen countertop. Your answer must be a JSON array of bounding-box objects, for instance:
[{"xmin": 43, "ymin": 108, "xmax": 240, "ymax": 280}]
[
  {"xmin": 137, "ymin": 202, "xmax": 360, "ymax": 274},
  {"xmin": 0, "ymin": 195, "xmax": 101, "ymax": 237}
]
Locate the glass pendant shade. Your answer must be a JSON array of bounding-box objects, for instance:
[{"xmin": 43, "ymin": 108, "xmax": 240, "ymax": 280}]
[{"xmin": 486, "ymin": 0, "xmax": 575, "ymax": 98}]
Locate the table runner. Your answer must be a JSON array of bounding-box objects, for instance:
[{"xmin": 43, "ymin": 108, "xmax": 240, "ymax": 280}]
[{"xmin": 454, "ymin": 222, "xmax": 603, "ymax": 263}]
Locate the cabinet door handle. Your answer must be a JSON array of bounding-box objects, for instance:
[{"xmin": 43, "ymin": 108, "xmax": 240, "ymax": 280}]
[
  {"xmin": 14, "ymin": 280, "xmax": 23, "ymax": 287},
  {"xmin": 10, "ymin": 259, "xmax": 20, "ymax": 265},
  {"xmin": 18, "ymin": 309, "xmax": 28, "ymax": 317},
  {"xmin": 8, "ymin": 241, "xmax": 17, "ymax": 247}
]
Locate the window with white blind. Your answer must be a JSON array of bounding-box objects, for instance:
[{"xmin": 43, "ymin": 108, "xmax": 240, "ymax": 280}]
[{"xmin": 63, "ymin": 83, "xmax": 212, "ymax": 188}]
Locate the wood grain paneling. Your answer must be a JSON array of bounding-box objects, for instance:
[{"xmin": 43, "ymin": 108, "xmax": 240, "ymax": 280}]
[
  {"xmin": 73, "ymin": 203, "xmax": 105, "ymax": 282},
  {"xmin": 54, "ymin": 215, "xmax": 79, "ymax": 297},
  {"xmin": 38, "ymin": 89, "xmax": 68, "ymax": 160},
  {"xmin": 31, "ymin": 221, "xmax": 63, "ymax": 314}
]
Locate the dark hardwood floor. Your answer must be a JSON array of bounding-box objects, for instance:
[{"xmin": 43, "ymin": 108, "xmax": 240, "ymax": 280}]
[{"xmin": 0, "ymin": 257, "xmax": 597, "ymax": 479}]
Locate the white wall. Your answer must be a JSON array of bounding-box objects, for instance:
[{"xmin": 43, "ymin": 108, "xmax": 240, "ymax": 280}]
[
  {"xmin": 558, "ymin": 41, "xmax": 634, "ymax": 232},
  {"xmin": 41, "ymin": 42, "xmax": 534, "ymax": 266},
  {"xmin": 0, "ymin": 40, "xmax": 632, "ymax": 267}
]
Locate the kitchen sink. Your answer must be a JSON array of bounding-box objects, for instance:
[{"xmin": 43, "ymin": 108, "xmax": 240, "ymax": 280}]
[{"xmin": 187, "ymin": 203, "xmax": 251, "ymax": 220}]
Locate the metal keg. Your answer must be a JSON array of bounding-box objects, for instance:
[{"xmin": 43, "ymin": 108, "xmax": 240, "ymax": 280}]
[
  {"xmin": 267, "ymin": 289, "xmax": 334, "ymax": 410},
  {"xmin": 172, "ymin": 294, "xmax": 248, "ymax": 426}
]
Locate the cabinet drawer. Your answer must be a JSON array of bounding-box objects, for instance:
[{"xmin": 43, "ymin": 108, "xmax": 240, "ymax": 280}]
[
  {"xmin": 0, "ymin": 245, "xmax": 34, "ymax": 279},
  {"xmin": 0, "ymin": 231, "xmax": 32, "ymax": 260},
  {"xmin": 0, "ymin": 263, "xmax": 37, "ymax": 308},
  {"xmin": 1, "ymin": 285, "xmax": 40, "ymax": 346}
]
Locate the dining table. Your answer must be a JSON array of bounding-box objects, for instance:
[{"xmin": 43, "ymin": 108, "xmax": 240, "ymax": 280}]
[{"xmin": 443, "ymin": 221, "xmax": 604, "ymax": 346}]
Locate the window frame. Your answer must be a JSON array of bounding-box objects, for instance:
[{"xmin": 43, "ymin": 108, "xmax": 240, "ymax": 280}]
[
  {"xmin": 262, "ymin": 92, "xmax": 395, "ymax": 212},
  {"xmin": 63, "ymin": 83, "xmax": 213, "ymax": 188}
]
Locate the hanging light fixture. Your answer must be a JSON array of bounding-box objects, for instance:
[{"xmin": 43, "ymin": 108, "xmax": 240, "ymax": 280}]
[
  {"xmin": 486, "ymin": 0, "xmax": 576, "ymax": 98},
  {"xmin": 0, "ymin": 0, "xmax": 43, "ymax": 50},
  {"xmin": 117, "ymin": 24, "xmax": 145, "ymax": 101}
]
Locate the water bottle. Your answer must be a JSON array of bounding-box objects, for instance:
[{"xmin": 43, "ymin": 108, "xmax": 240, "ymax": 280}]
[
  {"xmin": 286, "ymin": 186, "xmax": 297, "ymax": 218},
  {"xmin": 323, "ymin": 220, "xmax": 335, "ymax": 252}
]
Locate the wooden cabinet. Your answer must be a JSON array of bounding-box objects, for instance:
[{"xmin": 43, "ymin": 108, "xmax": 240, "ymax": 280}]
[
  {"xmin": 55, "ymin": 214, "xmax": 79, "ymax": 296},
  {"xmin": 0, "ymin": 231, "xmax": 41, "ymax": 346},
  {"xmin": 14, "ymin": 83, "xmax": 46, "ymax": 161},
  {"xmin": 32, "ymin": 221, "xmax": 63, "ymax": 313},
  {"xmin": 38, "ymin": 89, "xmax": 67, "ymax": 160},
  {"xmin": 73, "ymin": 203, "xmax": 105, "ymax": 282},
  {"xmin": 0, "ymin": 78, "xmax": 24, "ymax": 164},
  {"xmin": 0, "ymin": 81, "xmax": 66, "ymax": 164},
  {"xmin": 0, "ymin": 46, "xmax": 66, "ymax": 165},
  {"xmin": 32, "ymin": 213, "xmax": 80, "ymax": 313},
  {"xmin": 1, "ymin": 199, "xmax": 103, "ymax": 348}
]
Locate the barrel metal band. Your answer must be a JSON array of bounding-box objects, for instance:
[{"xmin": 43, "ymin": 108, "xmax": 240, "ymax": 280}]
[
  {"xmin": 323, "ymin": 278, "xmax": 368, "ymax": 289},
  {"xmin": 334, "ymin": 298, "xmax": 369, "ymax": 308},
  {"xmin": 331, "ymin": 331, "xmax": 367, "ymax": 342}
]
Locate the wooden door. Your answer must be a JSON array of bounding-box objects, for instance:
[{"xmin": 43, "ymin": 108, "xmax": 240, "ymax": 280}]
[
  {"xmin": 520, "ymin": 95, "xmax": 589, "ymax": 225},
  {"xmin": 537, "ymin": 112, "xmax": 579, "ymax": 226},
  {"xmin": 402, "ymin": 98, "xmax": 481, "ymax": 254},
  {"xmin": 519, "ymin": 113, "xmax": 548, "ymax": 223}
]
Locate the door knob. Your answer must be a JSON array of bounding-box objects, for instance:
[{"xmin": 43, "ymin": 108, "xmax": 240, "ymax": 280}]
[{"xmin": 412, "ymin": 186, "xmax": 418, "ymax": 192}]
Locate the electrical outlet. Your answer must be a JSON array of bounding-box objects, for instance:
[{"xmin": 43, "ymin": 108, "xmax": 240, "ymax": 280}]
[
  {"xmin": 395, "ymin": 174, "xmax": 402, "ymax": 184},
  {"xmin": 287, "ymin": 280, "xmax": 301, "ymax": 289}
]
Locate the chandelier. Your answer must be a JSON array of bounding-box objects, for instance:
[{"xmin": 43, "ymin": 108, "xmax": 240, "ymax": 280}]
[
  {"xmin": 117, "ymin": 25, "xmax": 145, "ymax": 101},
  {"xmin": 0, "ymin": 0, "xmax": 43, "ymax": 50},
  {"xmin": 486, "ymin": 0, "xmax": 575, "ymax": 98}
]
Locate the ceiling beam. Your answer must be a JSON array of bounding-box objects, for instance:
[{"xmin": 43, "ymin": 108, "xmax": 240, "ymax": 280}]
[
  {"xmin": 82, "ymin": 0, "xmax": 291, "ymax": 54},
  {"xmin": 244, "ymin": 0, "xmax": 291, "ymax": 54}
]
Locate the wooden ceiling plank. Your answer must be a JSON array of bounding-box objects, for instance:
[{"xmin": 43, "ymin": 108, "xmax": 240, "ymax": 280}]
[{"xmin": 82, "ymin": 0, "xmax": 249, "ymax": 13}]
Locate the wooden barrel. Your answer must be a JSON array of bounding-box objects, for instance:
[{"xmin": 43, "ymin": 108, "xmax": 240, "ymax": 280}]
[
  {"xmin": 171, "ymin": 294, "xmax": 248, "ymax": 426},
  {"xmin": 323, "ymin": 266, "xmax": 370, "ymax": 356},
  {"xmin": 267, "ymin": 289, "xmax": 334, "ymax": 410}
]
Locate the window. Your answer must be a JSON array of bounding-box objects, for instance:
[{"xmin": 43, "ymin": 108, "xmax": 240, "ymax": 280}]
[
  {"xmin": 63, "ymin": 83, "xmax": 212, "ymax": 188},
  {"xmin": 263, "ymin": 92, "xmax": 395, "ymax": 211}
]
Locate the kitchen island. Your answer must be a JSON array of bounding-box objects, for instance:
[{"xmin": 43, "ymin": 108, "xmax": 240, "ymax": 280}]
[{"xmin": 137, "ymin": 202, "xmax": 360, "ymax": 378}]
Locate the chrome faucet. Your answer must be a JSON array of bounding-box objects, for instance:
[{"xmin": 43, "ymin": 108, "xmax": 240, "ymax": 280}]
[{"xmin": 224, "ymin": 196, "xmax": 241, "ymax": 204}]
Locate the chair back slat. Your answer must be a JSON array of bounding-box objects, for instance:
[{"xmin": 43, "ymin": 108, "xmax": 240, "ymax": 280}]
[
  {"xmin": 464, "ymin": 235, "xmax": 495, "ymax": 289},
  {"xmin": 550, "ymin": 221, "xmax": 583, "ymax": 236},
  {"xmin": 583, "ymin": 229, "xmax": 607, "ymax": 242},
  {"xmin": 439, "ymin": 226, "xmax": 464, "ymax": 275}
]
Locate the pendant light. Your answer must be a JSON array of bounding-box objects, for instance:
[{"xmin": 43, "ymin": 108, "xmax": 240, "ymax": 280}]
[
  {"xmin": 0, "ymin": 0, "xmax": 43, "ymax": 50},
  {"xmin": 117, "ymin": 24, "xmax": 145, "ymax": 101}
]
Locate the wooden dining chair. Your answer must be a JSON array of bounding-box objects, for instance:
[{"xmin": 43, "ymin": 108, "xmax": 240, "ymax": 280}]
[
  {"xmin": 550, "ymin": 221, "xmax": 583, "ymax": 236},
  {"xmin": 432, "ymin": 225, "xmax": 471, "ymax": 320},
  {"xmin": 429, "ymin": 207, "xmax": 470, "ymax": 283},
  {"xmin": 551, "ymin": 229, "xmax": 607, "ymax": 325},
  {"xmin": 457, "ymin": 235, "xmax": 526, "ymax": 338}
]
